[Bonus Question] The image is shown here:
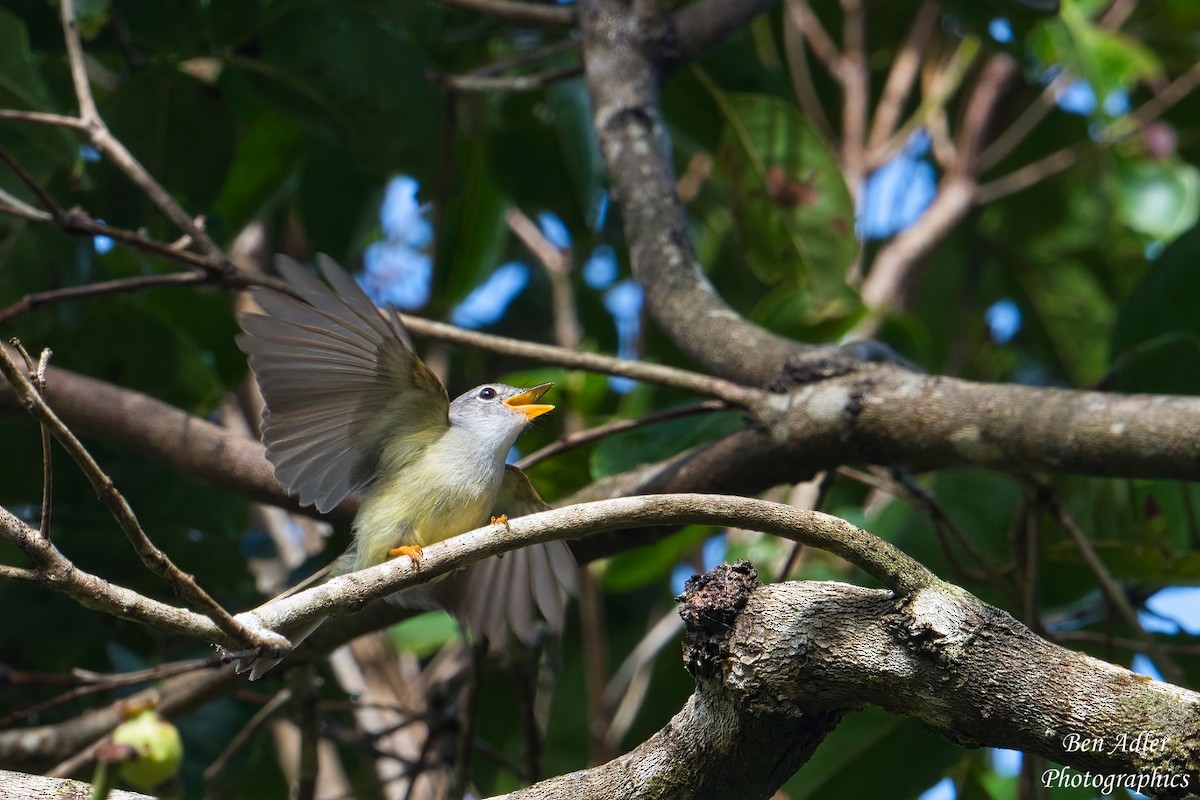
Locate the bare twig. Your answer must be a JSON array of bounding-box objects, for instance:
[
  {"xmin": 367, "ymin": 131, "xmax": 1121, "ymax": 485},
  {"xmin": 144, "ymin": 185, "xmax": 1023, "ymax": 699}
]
[
  {"xmin": 398, "ymin": 314, "xmax": 765, "ymax": 408},
  {"xmin": 435, "ymin": 0, "xmax": 574, "ymax": 25},
  {"xmin": 1042, "ymin": 490, "xmax": 1184, "ymax": 686},
  {"xmin": 0, "ymin": 272, "xmax": 213, "ymax": 325},
  {"xmin": 975, "ymin": 144, "xmax": 1085, "ymax": 203},
  {"xmin": 288, "ymin": 668, "xmax": 321, "ymax": 800},
  {"xmin": 838, "ymin": 0, "xmax": 868, "ymax": 194},
  {"xmin": 866, "ymin": 2, "xmax": 938, "ymax": 152},
  {"xmin": 58, "ymin": 0, "xmax": 231, "ymax": 269},
  {"xmin": 516, "ymin": 400, "xmax": 730, "ymax": 470},
  {"xmin": 977, "ymin": 70, "xmax": 1073, "ymax": 173},
  {"xmin": 36, "ymin": 348, "xmax": 52, "ymax": 539},
  {"xmin": 781, "ymin": 21, "xmax": 835, "ymax": 143},
  {"xmin": 776, "ymin": 470, "xmax": 836, "ymax": 582},
  {"xmin": 0, "ymin": 344, "xmax": 276, "ymax": 651},
  {"xmin": 0, "ymin": 108, "xmax": 90, "ymax": 129},
  {"xmin": 204, "ymin": 690, "xmax": 291, "ymax": 795},
  {"xmin": 978, "ymin": 61, "xmax": 1200, "ymax": 203},
  {"xmin": 868, "ymin": 36, "xmax": 982, "ymax": 171},
  {"xmin": 0, "ymin": 656, "xmax": 222, "ymax": 729},
  {"xmin": 784, "ymin": 0, "xmax": 840, "ymax": 76},
  {"xmin": 507, "ymin": 207, "xmax": 580, "ymax": 352},
  {"xmin": 1054, "ymin": 630, "xmax": 1200, "ymax": 657},
  {"xmin": 0, "ymin": 146, "xmax": 65, "ymax": 220},
  {"xmin": 579, "ymin": 565, "xmax": 613, "ymax": 762},
  {"xmin": 467, "ymin": 37, "xmax": 581, "ymax": 78},
  {"xmin": 0, "ymin": 200, "xmax": 224, "ymax": 277},
  {"xmin": 436, "ymin": 65, "xmax": 583, "ymax": 92}
]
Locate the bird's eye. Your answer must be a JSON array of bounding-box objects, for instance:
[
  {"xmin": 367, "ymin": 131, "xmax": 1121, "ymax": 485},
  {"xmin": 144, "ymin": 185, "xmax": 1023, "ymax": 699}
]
[{"xmin": 478, "ymin": 387, "xmax": 497, "ymax": 400}]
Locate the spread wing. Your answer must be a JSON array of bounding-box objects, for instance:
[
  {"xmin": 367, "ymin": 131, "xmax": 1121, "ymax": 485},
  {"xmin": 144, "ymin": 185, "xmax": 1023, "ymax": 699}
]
[
  {"xmin": 444, "ymin": 465, "xmax": 578, "ymax": 649},
  {"xmin": 237, "ymin": 254, "xmax": 450, "ymax": 513}
]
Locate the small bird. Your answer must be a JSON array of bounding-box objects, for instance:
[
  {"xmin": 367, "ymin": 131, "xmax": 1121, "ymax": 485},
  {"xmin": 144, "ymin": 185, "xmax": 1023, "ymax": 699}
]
[{"xmin": 235, "ymin": 254, "xmax": 576, "ymax": 678}]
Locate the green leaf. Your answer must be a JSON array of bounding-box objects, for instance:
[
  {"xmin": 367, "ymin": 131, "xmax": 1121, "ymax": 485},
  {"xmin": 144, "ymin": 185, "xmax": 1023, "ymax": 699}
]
[
  {"xmin": 710, "ymin": 90, "xmax": 858, "ymax": 313},
  {"xmin": 1114, "ymin": 159, "xmax": 1200, "ymax": 243},
  {"xmin": 437, "ymin": 140, "xmax": 510, "ymax": 307},
  {"xmin": 211, "ymin": 110, "xmax": 306, "ymax": 235},
  {"xmin": 0, "ymin": 9, "xmax": 55, "ymax": 111},
  {"xmin": 548, "ymin": 79, "xmax": 606, "ymax": 228},
  {"xmin": 590, "ymin": 409, "xmax": 743, "ymax": 479},
  {"xmin": 242, "ymin": 6, "xmax": 444, "ymax": 175},
  {"xmin": 1031, "ymin": 0, "xmax": 1161, "ymax": 108},
  {"xmin": 602, "ymin": 526, "xmax": 710, "ymax": 592},
  {"xmin": 386, "ymin": 610, "xmax": 459, "ymax": 657},
  {"xmin": 1110, "ymin": 224, "xmax": 1200, "ymax": 394},
  {"xmin": 74, "ymin": 0, "xmax": 110, "ymax": 39},
  {"xmin": 96, "ymin": 67, "xmax": 236, "ymax": 228},
  {"xmin": 783, "ymin": 709, "xmax": 963, "ymax": 799}
]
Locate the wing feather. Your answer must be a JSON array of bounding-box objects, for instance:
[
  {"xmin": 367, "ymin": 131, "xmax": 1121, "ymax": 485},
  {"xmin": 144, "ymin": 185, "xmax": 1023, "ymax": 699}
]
[{"xmin": 238, "ymin": 254, "xmax": 449, "ymax": 512}]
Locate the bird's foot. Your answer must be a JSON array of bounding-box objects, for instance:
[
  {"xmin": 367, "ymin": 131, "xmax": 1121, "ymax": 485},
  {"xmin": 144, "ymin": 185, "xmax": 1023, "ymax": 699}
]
[
  {"xmin": 388, "ymin": 544, "xmax": 423, "ymax": 564},
  {"xmin": 490, "ymin": 513, "xmax": 512, "ymax": 532}
]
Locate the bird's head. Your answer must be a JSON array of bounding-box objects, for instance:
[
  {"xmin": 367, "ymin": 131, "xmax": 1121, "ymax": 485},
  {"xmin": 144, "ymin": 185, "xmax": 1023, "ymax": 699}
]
[{"xmin": 448, "ymin": 382, "xmax": 554, "ymax": 454}]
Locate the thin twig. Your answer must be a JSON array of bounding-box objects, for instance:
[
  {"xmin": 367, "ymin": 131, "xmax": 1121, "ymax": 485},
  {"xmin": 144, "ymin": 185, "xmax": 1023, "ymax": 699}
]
[
  {"xmin": 446, "ymin": 641, "xmax": 485, "ymax": 800},
  {"xmin": 785, "ymin": 0, "xmax": 840, "ymax": 76},
  {"xmin": 1042, "ymin": 489, "xmax": 1185, "ymax": 686},
  {"xmin": 436, "ymin": 0, "xmax": 574, "ymax": 25},
  {"xmin": 0, "ymin": 108, "xmax": 90, "ymax": 129},
  {"xmin": 977, "ymin": 70, "xmax": 1073, "ymax": 173},
  {"xmin": 58, "ymin": 0, "xmax": 230, "ymax": 268},
  {"xmin": 868, "ymin": 36, "xmax": 982, "ymax": 170},
  {"xmin": 436, "ymin": 64, "xmax": 582, "ymax": 93},
  {"xmin": 980, "ymin": 61, "xmax": 1200, "ymax": 203},
  {"xmin": 36, "ymin": 349, "xmax": 53, "ymax": 539},
  {"xmin": 507, "ymin": 207, "xmax": 580, "ymax": 352},
  {"xmin": 838, "ymin": 0, "xmax": 869, "ymax": 193},
  {"xmin": 781, "ymin": 24, "xmax": 835, "ymax": 143},
  {"xmin": 0, "ymin": 656, "xmax": 221, "ymax": 728},
  {"xmin": 466, "ymin": 37, "xmax": 580, "ymax": 78},
  {"xmin": 866, "ymin": 2, "xmax": 937, "ymax": 152},
  {"xmin": 0, "ymin": 272, "xmax": 213, "ymax": 326},
  {"xmin": 0, "ymin": 146, "xmax": 65, "ymax": 220},
  {"xmin": 578, "ymin": 565, "xmax": 613, "ymax": 762},
  {"xmin": 203, "ymin": 690, "xmax": 292, "ymax": 795},
  {"xmin": 288, "ymin": 668, "xmax": 320, "ymax": 800},
  {"xmin": 9, "ymin": 343, "xmax": 53, "ymax": 540},
  {"xmin": 776, "ymin": 470, "xmax": 836, "ymax": 582},
  {"xmin": 975, "ymin": 144, "xmax": 1086, "ymax": 203},
  {"xmin": 0, "ymin": 343, "xmax": 274, "ymax": 651},
  {"xmin": 517, "ymin": 400, "xmax": 730, "ymax": 470},
  {"xmin": 397, "ymin": 313, "xmax": 765, "ymax": 408},
  {"xmin": 0, "ymin": 201, "xmax": 223, "ymax": 277},
  {"xmin": 1054, "ymin": 630, "xmax": 1200, "ymax": 658}
]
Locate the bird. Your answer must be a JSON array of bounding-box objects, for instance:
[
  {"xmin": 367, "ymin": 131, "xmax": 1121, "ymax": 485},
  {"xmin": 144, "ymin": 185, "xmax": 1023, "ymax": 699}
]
[{"xmin": 234, "ymin": 253, "xmax": 576, "ymax": 679}]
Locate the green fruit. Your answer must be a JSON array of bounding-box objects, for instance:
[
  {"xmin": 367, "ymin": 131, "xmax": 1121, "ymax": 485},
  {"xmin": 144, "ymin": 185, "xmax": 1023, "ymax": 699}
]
[{"xmin": 111, "ymin": 709, "xmax": 184, "ymax": 790}]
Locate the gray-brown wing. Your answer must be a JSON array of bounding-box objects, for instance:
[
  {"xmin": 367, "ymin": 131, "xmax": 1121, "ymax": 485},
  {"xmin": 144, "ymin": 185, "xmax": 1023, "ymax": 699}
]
[
  {"xmin": 442, "ymin": 465, "xmax": 578, "ymax": 649},
  {"xmin": 237, "ymin": 254, "xmax": 449, "ymax": 513}
]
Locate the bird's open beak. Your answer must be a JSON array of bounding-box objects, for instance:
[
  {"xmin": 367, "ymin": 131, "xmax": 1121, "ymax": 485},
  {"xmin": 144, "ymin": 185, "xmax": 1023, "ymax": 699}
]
[{"xmin": 504, "ymin": 383, "xmax": 555, "ymax": 420}]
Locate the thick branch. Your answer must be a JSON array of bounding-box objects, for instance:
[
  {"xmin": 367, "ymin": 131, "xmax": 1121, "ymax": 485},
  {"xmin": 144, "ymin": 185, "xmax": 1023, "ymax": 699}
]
[
  {"xmin": 580, "ymin": 0, "xmax": 821, "ymax": 387},
  {"xmin": 495, "ymin": 566, "xmax": 1200, "ymax": 800},
  {"xmin": 0, "ymin": 770, "xmax": 154, "ymax": 799}
]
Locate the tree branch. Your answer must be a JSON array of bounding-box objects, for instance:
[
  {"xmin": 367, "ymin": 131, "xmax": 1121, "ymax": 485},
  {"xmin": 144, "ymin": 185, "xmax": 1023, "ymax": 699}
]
[
  {"xmin": 580, "ymin": 0, "xmax": 824, "ymax": 387},
  {"xmin": 0, "ymin": 345, "xmax": 278, "ymax": 652},
  {"xmin": 493, "ymin": 564, "xmax": 1200, "ymax": 799},
  {"xmin": 57, "ymin": 0, "xmax": 232, "ymax": 273}
]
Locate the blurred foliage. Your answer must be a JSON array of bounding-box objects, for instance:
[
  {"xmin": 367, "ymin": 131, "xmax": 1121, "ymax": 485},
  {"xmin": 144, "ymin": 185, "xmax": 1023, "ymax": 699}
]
[{"xmin": 1, "ymin": 0, "xmax": 1199, "ymax": 798}]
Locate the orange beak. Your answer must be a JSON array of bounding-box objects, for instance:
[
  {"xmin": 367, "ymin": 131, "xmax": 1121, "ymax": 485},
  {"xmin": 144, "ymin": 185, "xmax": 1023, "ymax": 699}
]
[{"xmin": 504, "ymin": 383, "xmax": 555, "ymax": 420}]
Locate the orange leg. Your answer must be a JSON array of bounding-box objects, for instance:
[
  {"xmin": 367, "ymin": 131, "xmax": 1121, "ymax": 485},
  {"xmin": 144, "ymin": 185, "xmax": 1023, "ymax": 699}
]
[
  {"xmin": 490, "ymin": 513, "xmax": 512, "ymax": 532},
  {"xmin": 388, "ymin": 544, "xmax": 423, "ymax": 562}
]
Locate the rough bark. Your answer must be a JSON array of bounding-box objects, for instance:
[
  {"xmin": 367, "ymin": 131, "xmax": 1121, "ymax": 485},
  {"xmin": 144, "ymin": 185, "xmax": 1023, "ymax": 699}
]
[{"xmin": 494, "ymin": 563, "xmax": 1200, "ymax": 800}]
